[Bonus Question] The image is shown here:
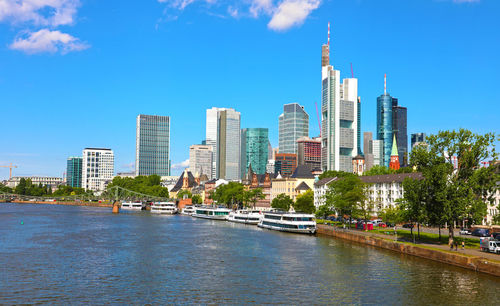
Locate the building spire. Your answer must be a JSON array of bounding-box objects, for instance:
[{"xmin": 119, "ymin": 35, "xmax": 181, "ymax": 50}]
[
  {"xmin": 384, "ymin": 74, "xmax": 387, "ymax": 95},
  {"xmin": 391, "ymin": 134, "xmax": 398, "ymax": 157},
  {"xmin": 327, "ymin": 21, "xmax": 330, "ymax": 47},
  {"xmin": 389, "ymin": 134, "xmax": 400, "ymax": 170}
]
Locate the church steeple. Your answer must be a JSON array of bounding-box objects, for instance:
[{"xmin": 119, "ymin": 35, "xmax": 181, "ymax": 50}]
[{"xmin": 389, "ymin": 134, "xmax": 400, "ymax": 170}]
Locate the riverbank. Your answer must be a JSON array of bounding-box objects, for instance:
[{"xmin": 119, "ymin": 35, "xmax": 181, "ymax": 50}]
[
  {"xmin": 317, "ymin": 224, "xmax": 500, "ymax": 277},
  {"xmin": 1, "ymin": 200, "xmax": 113, "ymax": 208}
]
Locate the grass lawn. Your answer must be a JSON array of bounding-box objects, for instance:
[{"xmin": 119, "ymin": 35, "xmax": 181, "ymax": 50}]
[{"xmin": 372, "ymin": 228, "xmax": 480, "ymax": 248}]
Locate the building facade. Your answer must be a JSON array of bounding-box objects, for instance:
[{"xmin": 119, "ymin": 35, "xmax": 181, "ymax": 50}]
[
  {"xmin": 82, "ymin": 148, "xmax": 114, "ymax": 192},
  {"xmin": 313, "ymin": 177, "xmax": 337, "ymax": 208},
  {"xmin": 411, "ymin": 133, "xmax": 426, "ymax": 149},
  {"xmin": 297, "ymin": 137, "xmax": 321, "ymax": 170},
  {"xmin": 372, "ymin": 139, "xmax": 384, "ymax": 167},
  {"xmin": 136, "ymin": 114, "xmax": 171, "ymax": 176},
  {"xmin": 206, "ymin": 107, "xmax": 241, "ymax": 180},
  {"xmin": 376, "ymin": 77, "xmax": 394, "ymax": 168},
  {"xmin": 392, "ymin": 101, "xmax": 408, "ymax": 167},
  {"xmin": 275, "ymin": 153, "xmax": 297, "ymax": 177},
  {"xmin": 321, "ymin": 41, "xmax": 359, "ymax": 172},
  {"xmin": 189, "ymin": 145, "xmax": 213, "ymax": 179},
  {"xmin": 66, "ymin": 157, "xmax": 82, "ymax": 188},
  {"xmin": 241, "ymin": 128, "xmax": 269, "ymax": 178},
  {"xmin": 363, "ymin": 132, "xmax": 374, "ymax": 171},
  {"xmin": 278, "ymin": 103, "xmax": 309, "ymax": 155},
  {"xmin": 6, "ymin": 176, "xmax": 63, "ymax": 189}
]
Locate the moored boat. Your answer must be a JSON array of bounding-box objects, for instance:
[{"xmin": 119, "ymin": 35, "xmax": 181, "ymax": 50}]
[
  {"xmin": 228, "ymin": 209, "xmax": 263, "ymax": 225},
  {"xmin": 121, "ymin": 201, "xmax": 143, "ymax": 210},
  {"xmin": 181, "ymin": 205, "xmax": 196, "ymax": 215},
  {"xmin": 192, "ymin": 206, "xmax": 231, "ymax": 220},
  {"xmin": 258, "ymin": 211, "xmax": 316, "ymax": 234},
  {"xmin": 150, "ymin": 202, "xmax": 178, "ymax": 214}
]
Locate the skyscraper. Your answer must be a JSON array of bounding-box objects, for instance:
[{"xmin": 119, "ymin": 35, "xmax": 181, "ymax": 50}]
[
  {"xmin": 392, "ymin": 99, "xmax": 408, "ymax": 167},
  {"xmin": 297, "ymin": 137, "xmax": 321, "ymax": 170},
  {"xmin": 206, "ymin": 107, "xmax": 241, "ymax": 180},
  {"xmin": 136, "ymin": 114, "xmax": 171, "ymax": 176},
  {"xmin": 376, "ymin": 75, "xmax": 393, "ymax": 168},
  {"xmin": 278, "ymin": 103, "xmax": 309, "ymax": 155},
  {"xmin": 363, "ymin": 132, "xmax": 374, "ymax": 171},
  {"xmin": 275, "ymin": 153, "xmax": 297, "ymax": 177},
  {"xmin": 372, "ymin": 140, "xmax": 384, "ymax": 167},
  {"xmin": 357, "ymin": 97, "xmax": 362, "ymax": 155},
  {"xmin": 82, "ymin": 148, "xmax": 114, "ymax": 191},
  {"xmin": 411, "ymin": 133, "xmax": 426, "ymax": 149},
  {"xmin": 66, "ymin": 157, "xmax": 82, "ymax": 188},
  {"xmin": 241, "ymin": 128, "xmax": 269, "ymax": 177},
  {"xmin": 321, "ymin": 27, "xmax": 359, "ymax": 172},
  {"xmin": 189, "ymin": 145, "xmax": 213, "ymax": 179}
]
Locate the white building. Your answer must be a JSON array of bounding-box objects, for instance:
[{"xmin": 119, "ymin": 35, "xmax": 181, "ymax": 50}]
[
  {"xmin": 6, "ymin": 176, "xmax": 63, "ymax": 189},
  {"xmin": 321, "ymin": 41, "xmax": 359, "ymax": 173},
  {"xmin": 372, "ymin": 140, "xmax": 384, "ymax": 167},
  {"xmin": 313, "ymin": 177, "xmax": 337, "ymax": 208},
  {"xmin": 266, "ymin": 159, "xmax": 275, "ymax": 174},
  {"xmin": 189, "ymin": 145, "xmax": 213, "ymax": 180},
  {"xmin": 206, "ymin": 107, "xmax": 241, "ymax": 180},
  {"xmin": 82, "ymin": 148, "xmax": 114, "ymax": 192}
]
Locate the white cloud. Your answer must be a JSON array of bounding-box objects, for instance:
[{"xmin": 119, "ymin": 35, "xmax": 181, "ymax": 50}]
[
  {"xmin": 158, "ymin": 0, "xmax": 216, "ymax": 10},
  {"xmin": 268, "ymin": 0, "xmax": 320, "ymax": 31},
  {"xmin": 9, "ymin": 29, "xmax": 89, "ymax": 54},
  {"xmin": 227, "ymin": 6, "xmax": 238, "ymax": 18},
  {"xmin": 171, "ymin": 159, "xmax": 189, "ymax": 169},
  {"xmin": 453, "ymin": 0, "xmax": 479, "ymax": 3},
  {"xmin": 0, "ymin": 0, "xmax": 80, "ymax": 27},
  {"xmin": 249, "ymin": 0, "xmax": 274, "ymax": 17}
]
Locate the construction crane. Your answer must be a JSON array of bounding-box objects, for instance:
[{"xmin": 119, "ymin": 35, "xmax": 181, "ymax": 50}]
[
  {"xmin": 0, "ymin": 163, "xmax": 18, "ymax": 180},
  {"xmin": 315, "ymin": 102, "xmax": 321, "ymax": 138}
]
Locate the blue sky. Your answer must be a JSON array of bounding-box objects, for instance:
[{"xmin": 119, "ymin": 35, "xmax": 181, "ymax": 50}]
[{"xmin": 0, "ymin": 0, "xmax": 498, "ymax": 179}]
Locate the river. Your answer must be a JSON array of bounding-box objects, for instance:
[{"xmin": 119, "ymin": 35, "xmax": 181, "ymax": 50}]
[{"xmin": 0, "ymin": 203, "xmax": 499, "ymax": 304}]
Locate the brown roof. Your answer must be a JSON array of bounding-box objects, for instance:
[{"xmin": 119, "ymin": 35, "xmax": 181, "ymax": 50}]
[
  {"xmin": 314, "ymin": 177, "xmax": 338, "ymax": 187},
  {"xmin": 360, "ymin": 172, "xmax": 423, "ymax": 184},
  {"xmin": 295, "ymin": 181, "xmax": 311, "ymax": 191}
]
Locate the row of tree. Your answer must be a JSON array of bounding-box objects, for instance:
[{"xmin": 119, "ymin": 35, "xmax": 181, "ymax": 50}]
[
  {"xmin": 209, "ymin": 182, "xmax": 266, "ymax": 209},
  {"xmin": 271, "ymin": 190, "xmax": 316, "ymax": 214},
  {"xmin": 106, "ymin": 175, "xmax": 170, "ymax": 198},
  {"xmin": 316, "ymin": 129, "xmax": 499, "ymax": 244}
]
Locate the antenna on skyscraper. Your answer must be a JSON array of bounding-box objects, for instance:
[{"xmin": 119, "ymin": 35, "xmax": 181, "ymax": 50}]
[
  {"xmin": 384, "ymin": 74, "xmax": 387, "ymax": 95},
  {"xmin": 328, "ymin": 22, "xmax": 330, "ymax": 46},
  {"xmin": 315, "ymin": 102, "xmax": 321, "ymax": 138},
  {"xmin": 350, "ymin": 63, "xmax": 354, "ymax": 78}
]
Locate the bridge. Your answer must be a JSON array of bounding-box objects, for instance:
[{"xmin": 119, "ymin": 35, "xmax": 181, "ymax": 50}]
[{"xmin": 0, "ymin": 186, "xmax": 172, "ymax": 204}]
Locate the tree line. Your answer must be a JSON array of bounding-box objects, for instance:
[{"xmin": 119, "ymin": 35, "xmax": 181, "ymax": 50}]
[{"xmin": 106, "ymin": 175, "xmax": 170, "ymax": 198}]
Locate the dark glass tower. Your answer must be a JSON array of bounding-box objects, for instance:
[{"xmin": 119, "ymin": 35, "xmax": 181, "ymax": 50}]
[
  {"xmin": 66, "ymin": 157, "xmax": 82, "ymax": 188},
  {"xmin": 376, "ymin": 94, "xmax": 393, "ymax": 167},
  {"xmin": 392, "ymin": 101, "xmax": 408, "ymax": 167}
]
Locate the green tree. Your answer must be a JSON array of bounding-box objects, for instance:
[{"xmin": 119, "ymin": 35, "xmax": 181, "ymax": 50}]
[
  {"xmin": 107, "ymin": 175, "xmax": 169, "ymax": 198},
  {"xmin": 315, "ymin": 204, "xmax": 334, "ymax": 219},
  {"xmin": 212, "ymin": 182, "xmax": 244, "ymax": 208},
  {"xmin": 410, "ymin": 129, "xmax": 498, "ymax": 245},
  {"xmin": 293, "ymin": 190, "xmax": 315, "ymax": 214},
  {"xmin": 177, "ymin": 189, "xmax": 192, "ymax": 200},
  {"xmin": 15, "ymin": 178, "xmax": 27, "ymax": 195},
  {"xmin": 248, "ymin": 188, "xmax": 265, "ymax": 209},
  {"xmin": 318, "ymin": 170, "xmax": 352, "ymax": 180},
  {"xmin": 325, "ymin": 173, "xmax": 366, "ymax": 225},
  {"xmin": 192, "ymin": 194, "xmax": 202, "ymax": 204},
  {"xmin": 363, "ymin": 165, "xmax": 393, "ymax": 176},
  {"xmin": 400, "ymin": 177, "xmax": 427, "ymax": 241},
  {"xmin": 271, "ymin": 193, "xmax": 293, "ymax": 211},
  {"xmin": 378, "ymin": 206, "xmax": 401, "ymax": 225}
]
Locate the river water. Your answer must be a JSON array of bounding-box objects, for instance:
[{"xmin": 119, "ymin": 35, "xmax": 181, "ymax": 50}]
[{"xmin": 1, "ymin": 203, "xmax": 499, "ymax": 305}]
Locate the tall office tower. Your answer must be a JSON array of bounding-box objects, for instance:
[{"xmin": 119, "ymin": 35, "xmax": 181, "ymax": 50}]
[
  {"xmin": 357, "ymin": 97, "xmax": 362, "ymax": 155},
  {"xmin": 82, "ymin": 148, "xmax": 114, "ymax": 191},
  {"xmin": 66, "ymin": 157, "xmax": 82, "ymax": 188},
  {"xmin": 206, "ymin": 107, "xmax": 241, "ymax": 180},
  {"xmin": 371, "ymin": 140, "xmax": 384, "ymax": 167},
  {"xmin": 321, "ymin": 26, "xmax": 359, "ymax": 172},
  {"xmin": 275, "ymin": 153, "xmax": 297, "ymax": 177},
  {"xmin": 135, "ymin": 114, "xmax": 171, "ymax": 176},
  {"xmin": 297, "ymin": 137, "xmax": 321, "ymax": 169},
  {"xmin": 278, "ymin": 103, "xmax": 309, "ymax": 155},
  {"xmin": 267, "ymin": 141, "xmax": 273, "ymax": 160},
  {"xmin": 189, "ymin": 145, "xmax": 213, "ymax": 179},
  {"xmin": 376, "ymin": 74, "xmax": 394, "ymax": 168},
  {"xmin": 392, "ymin": 99, "xmax": 408, "ymax": 167},
  {"xmin": 411, "ymin": 133, "xmax": 426, "ymax": 149},
  {"xmin": 241, "ymin": 128, "xmax": 269, "ymax": 177},
  {"xmin": 363, "ymin": 132, "xmax": 374, "ymax": 171}
]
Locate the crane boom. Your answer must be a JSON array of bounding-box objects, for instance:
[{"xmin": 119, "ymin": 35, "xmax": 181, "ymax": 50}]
[
  {"xmin": 315, "ymin": 102, "xmax": 321, "ymax": 138},
  {"xmin": 0, "ymin": 163, "xmax": 18, "ymax": 180}
]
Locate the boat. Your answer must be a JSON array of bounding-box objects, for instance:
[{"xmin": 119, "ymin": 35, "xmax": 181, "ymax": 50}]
[
  {"xmin": 150, "ymin": 202, "xmax": 178, "ymax": 214},
  {"xmin": 121, "ymin": 201, "xmax": 143, "ymax": 210},
  {"xmin": 192, "ymin": 206, "xmax": 231, "ymax": 220},
  {"xmin": 181, "ymin": 205, "xmax": 196, "ymax": 215},
  {"xmin": 258, "ymin": 211, "xmax": 316, "ymax": 234},
  {"xmin": 228, "ymin": 209, "xmax": 263, "ymax": 225}
]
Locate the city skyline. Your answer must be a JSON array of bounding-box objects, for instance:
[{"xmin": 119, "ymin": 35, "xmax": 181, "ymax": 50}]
[{"xmin": 1, "ymin": 0, "xmax": 499, "ymax": 179}]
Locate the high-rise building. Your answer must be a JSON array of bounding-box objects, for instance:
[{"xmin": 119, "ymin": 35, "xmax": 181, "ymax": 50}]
[
  {"xmin": 135, "ymin": 114, "xmax": 171, "ymax": 176},
  {"xmin": 66, "ymin": 157, "xmax": 82, "ymax": 188},
  {"xmin": 275, "ymin": 153, "xmax": 297, "ymax": 177},
  {"xmin": 371, "ymin": 140, "xmax": 384, "ymax": 167},
  {"xmin": 363, "ymin": 132, "xmax": 374, "ymax": 171},
  {"xmin": 278, "ymin": 103, "xmax": 309, "ymax": 155},
  {"xmin": 321, "ymin": 33, "xmax": 359, "ymax": 172},
  {"xmin": 82, "ymin": 148, "xmax": 114, "ymax": 191},
  {"xmin": 376, "ymin": 75, "xmax": 394, "ymax": 168},
  {"xmin": 206, "ymin": 107, "xmax": 241, "ymax": 180},
  {"xmin": 189, "ymin": 145, "xmax": 213, "ymax": 179},
  {"xmin": 241, "ymin": 128, "xmax": 269, "ymax": 177},
  {"xmin": 392, "ymin": 99, "xmax": 408, "ymax": 167},
  {"xmin": 357, "ymin": 97, "xmax": 362, "ymax": 155},
  {"xmin": 297, "ymin": 137, "xmax": 321, "ymax": 170},
  {"xmin": 411, "ymin": 133, "xmax": 426, "ymax": 149}
]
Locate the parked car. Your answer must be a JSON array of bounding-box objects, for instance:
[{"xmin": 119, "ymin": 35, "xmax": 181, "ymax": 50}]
[
  {"xmin": 492, "ymin": 232, "xmax": 500, "ymax": 240},
  {"xmin": 459, "ymin": 228, "xmax": 472, "ymax": 235},
  {"xmin": 471, "ymin": 228, "xmax": 490, "ymax": 237},
  {"xmin": 402, "ymin": 223, "xmax": 414, "ymax": 229}
]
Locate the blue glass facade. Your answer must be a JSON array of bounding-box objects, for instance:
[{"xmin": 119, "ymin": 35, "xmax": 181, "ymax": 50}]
[
  {"xmin": 376, "ymin": 94, "xmax": 393, "ymax": 167},
  {"xmin": 241, "ymin": 128, "xmax": 269, "ymax": 177},
  {"xmin": 66, "ymin": 157, "xmax": 82, "ymax": 188}
]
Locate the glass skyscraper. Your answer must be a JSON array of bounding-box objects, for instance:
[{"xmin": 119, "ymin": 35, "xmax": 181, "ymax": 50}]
[
  {"xmin": 411, "ymin": 133, "xmax": 426, "ymax": 149},
  {"xmin": 241, "ymin": 128, "xmax": 269, "ymax": 178},
  {"xmin": 66, "ymin": 157, "xmax": 82, "ymax": 188},
  {"xmin": 392, "ymin": 102, "xmax": 408, "ymax": 166},
  {"xmin": 376, "ymin": 93, "xmax": 394, "ymax": 168},
  {"xmin": 279, "ymin": 103, "xmax": 309, "ymax": 155},
  {"xmin": 135, "ymin": 114, "xmax": 171, "ymax": 176}
]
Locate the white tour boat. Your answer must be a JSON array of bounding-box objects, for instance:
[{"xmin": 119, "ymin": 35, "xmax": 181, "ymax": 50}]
[
  {"xmin": 228, "ymin": 209, "xmax": 263, "ymax": 225},
  {"xmin": 181, "ymin": 205, "xmax": 196, "ymax": 215},
  {"xmin": 192, "ymin": 206, "xmax": 231, "ymax": 220},
  {"xmin": 121, "ymin": 201, "xmax": 143, "ymax": 210},
  {"xmin": 150, "ymin": 202, "xmax": 178, "ymax": 214},
  {"xmin": 258, "ymin": 211, "xmax": 316, "ymax": 234}
]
